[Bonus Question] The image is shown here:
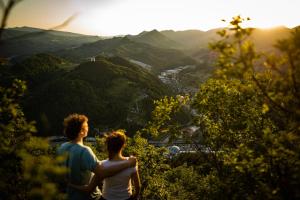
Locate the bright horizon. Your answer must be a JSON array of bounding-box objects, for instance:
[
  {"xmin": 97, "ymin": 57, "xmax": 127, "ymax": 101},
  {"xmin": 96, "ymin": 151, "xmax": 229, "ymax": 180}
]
[{"xmin": 6, "ymin": 0, "xmax": 300, "ymax": 36}]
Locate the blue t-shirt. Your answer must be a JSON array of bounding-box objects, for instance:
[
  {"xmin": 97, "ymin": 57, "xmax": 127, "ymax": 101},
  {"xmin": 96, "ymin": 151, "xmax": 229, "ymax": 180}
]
[{"xmin": 57, "ymin": 142, "xmax": 101, "ymax": 200}]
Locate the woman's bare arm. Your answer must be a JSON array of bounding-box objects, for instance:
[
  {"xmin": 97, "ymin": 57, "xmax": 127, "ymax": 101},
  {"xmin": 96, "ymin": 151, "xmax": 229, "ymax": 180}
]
[{"xmin": 131, "ymin": 167, "xmax": 141, "ymax": 200}]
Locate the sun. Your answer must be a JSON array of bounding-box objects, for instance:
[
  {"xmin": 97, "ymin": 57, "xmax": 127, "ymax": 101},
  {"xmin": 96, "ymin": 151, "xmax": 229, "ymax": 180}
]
[{"xmin": 243, "ymin": 19, "xmax": 285, "ymax": 29}]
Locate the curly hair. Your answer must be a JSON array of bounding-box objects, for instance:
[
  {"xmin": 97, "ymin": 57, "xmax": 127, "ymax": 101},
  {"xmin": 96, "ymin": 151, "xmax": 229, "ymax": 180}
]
[
  {"xmin": 106, "ymin": 130, "xmax": 127, "ymax": 159},
  {"xmin": 63, "ymin": 114, "xmax": 88, "ymax": 140}
]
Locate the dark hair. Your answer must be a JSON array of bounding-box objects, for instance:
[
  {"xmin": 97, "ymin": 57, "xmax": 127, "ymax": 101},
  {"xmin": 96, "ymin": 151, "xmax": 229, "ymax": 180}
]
[
  {"xmin": 63, "ymin": 114, "xmax": 88, "ymax": 140},
  {"xmin": 106, "ymin": 130, "xmax": 126, "ymax": 160}
]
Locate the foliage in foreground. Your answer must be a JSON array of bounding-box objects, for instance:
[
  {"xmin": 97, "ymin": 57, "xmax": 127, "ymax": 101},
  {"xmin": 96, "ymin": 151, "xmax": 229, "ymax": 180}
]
[
  {"xmin": 142, "ymin": 16, "xmax": 300, "ymax": 199},
  {"xmin": 0, "ymin": 79, "xmax": 67, "ymax": 200}
]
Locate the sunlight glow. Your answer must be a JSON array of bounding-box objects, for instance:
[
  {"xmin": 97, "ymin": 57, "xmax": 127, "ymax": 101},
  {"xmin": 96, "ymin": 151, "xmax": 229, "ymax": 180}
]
[{"xmin": 7, "ymin": 0, "xmax": 300, "ymax": 36}]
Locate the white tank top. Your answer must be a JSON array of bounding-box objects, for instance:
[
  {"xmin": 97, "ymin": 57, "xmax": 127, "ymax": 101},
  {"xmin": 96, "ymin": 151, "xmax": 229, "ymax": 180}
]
[{"xmin": 102, "ymin": 158, "xmax": 137, "ymax": 200}]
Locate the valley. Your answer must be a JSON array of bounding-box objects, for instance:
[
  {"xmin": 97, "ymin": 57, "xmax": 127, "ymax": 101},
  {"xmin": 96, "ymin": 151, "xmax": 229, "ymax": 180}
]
[{"xmin": 0, "ymin": 26, "xmax": 292, "ymax": 136}]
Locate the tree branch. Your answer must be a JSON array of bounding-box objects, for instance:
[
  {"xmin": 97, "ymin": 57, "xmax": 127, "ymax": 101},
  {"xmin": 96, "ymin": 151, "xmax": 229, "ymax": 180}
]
[{"xmin": 0, "ymin": 0, "xmax": 21, "ymax": 40}]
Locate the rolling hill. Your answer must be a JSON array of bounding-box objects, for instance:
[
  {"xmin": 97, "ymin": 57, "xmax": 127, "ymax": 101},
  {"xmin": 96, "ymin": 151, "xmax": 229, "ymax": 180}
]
[
  {"xmin": 127, "ymin": 29, "xmax": 182, "ymax": 49},
  {"xmin": 0, "ymin": 27, "xmax": 101, "ymax": 59},
  {"xmin": 56, "ymin": 36, "xmax": 197, "ymax": 72},
  {"xmin": 16, "ymin": 55, "xmax": 170, "ymax": 136}
]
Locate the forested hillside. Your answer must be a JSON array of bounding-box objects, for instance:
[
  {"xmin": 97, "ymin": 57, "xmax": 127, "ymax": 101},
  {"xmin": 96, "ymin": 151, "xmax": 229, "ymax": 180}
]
[
  {"xmin": 0, "ymin": 27, "xmax": 101, "ymax": 59},
  {"xmin": 2, "ymin": 54, "xmax": 170, "ymax": 136}
]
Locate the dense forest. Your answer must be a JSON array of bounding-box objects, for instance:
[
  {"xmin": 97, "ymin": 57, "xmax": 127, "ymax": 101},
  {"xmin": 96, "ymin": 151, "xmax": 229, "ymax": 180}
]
[{"xmin": 0, "ymin": 1, "xmax": 299, "ymax": 199}]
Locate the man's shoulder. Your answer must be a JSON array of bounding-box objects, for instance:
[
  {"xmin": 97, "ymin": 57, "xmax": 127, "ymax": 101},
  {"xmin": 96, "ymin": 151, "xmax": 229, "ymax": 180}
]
[
  {"xmin": 82, "ymin": 144, "xmax": 92, "ymax": 150},
  {"xmin": 59, "ymin": 142, "xmax": 70, "ymax": 147},
  {"xmin": 57, "ymin": 142, "xmax": 71, "ymax": 153},
  {"xmin": 81, "ymin": 145, "xmax": 98, "ymax": 159},
  {"xmin": 58, "ymin": 143, "xmax": 96, "ymax": 159},
  {"xmin": 58, "ymin": 142, "xmax": 87, "ymax": 153}
]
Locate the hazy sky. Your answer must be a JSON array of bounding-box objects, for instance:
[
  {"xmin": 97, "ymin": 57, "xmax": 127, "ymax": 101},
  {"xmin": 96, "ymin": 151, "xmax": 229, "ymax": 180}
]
[{"xmin": 6, "ymin": 0, "xmax": 300, "ymax": 36}]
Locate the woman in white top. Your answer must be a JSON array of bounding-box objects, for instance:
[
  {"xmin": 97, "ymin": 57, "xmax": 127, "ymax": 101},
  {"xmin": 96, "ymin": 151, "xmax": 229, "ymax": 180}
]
[{"xmin": 71, "ymin": 130, "xmax": 141, "ymax": 200}]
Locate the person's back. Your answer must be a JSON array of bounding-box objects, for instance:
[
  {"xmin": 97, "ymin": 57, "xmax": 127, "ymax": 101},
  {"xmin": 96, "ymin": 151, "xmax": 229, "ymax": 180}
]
[
  {"xmin": 101, "ymin": 131, "xmax": 140, "ymax": 200},
  {"xmin": 101, "ymin": 158, "xmax": 137, "ymax": 200},
  {"xmin": 57, "ymin": 114, "xmax": 101, "ymax": 200},
  {"xmin": 58, "ymin": 142, "xmax": 101, "ymax": 200}
]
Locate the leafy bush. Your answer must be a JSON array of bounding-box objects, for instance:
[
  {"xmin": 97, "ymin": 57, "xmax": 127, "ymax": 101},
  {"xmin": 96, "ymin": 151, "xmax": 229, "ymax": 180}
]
[
  {"xmin": 142, "ymin": 16, "xmax": 300, "ymax": 199},
  {"xmin": 0, "ymin": 79, "xmax": 67, "ymax": 199}
]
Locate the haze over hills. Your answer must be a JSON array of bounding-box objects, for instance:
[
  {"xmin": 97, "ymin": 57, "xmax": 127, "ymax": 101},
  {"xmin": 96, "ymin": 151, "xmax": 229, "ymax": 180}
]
[
  {"xmin": 1, "ymin": 26, "xmax": 293, "ymax": 62},
  {"xmin": 161, "ymin": 29, "xmax": 213, "ymax": 49},
  {"xmin": 1, "ymin": 26, "xmax": 294, "ymax": 90},
  {"xmin": 2, "ymin": 26, "xmax": 101, "ymax": 39},
  {"xmin": 1, "ymin": 25, "xmax": 294, "ymax": 90},
  {"xmin": 127, "ymin": 29, "xmax": 183, "ymax": 49},
  {"xmin": 56, "ymin": 36, "xmax": 197, "ymax": 72},
  {"xmin": 0, "ymin": 25, "xmax": 295, "ymax": 135},
  {"xmin": 250, "ymin": 26, "xmax": 291, "ymax": 51}
]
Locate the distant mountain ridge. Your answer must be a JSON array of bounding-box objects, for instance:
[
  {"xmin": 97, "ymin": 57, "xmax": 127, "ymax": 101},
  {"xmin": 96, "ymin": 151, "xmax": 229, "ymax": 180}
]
[
  {"xmin": 0, "ymin": 27, "xmax": 101, "ymax": 58},
  {"xmin": 160, "ymin": 29, "xmax": 208, "ymax": 49},
  {"xmin": 56, "ymin": 36, "xmax": 197, "ymax": 72},
  {"xmin": 3, "ymin": 26, "xmax": 102, "ymax": 39},
  {"xmin": 1, "ymin": 26, "xmax": 294, "ymax": 62},
  {"xmin": 127, "ymin": 29, "xmax": 182, "ymax": 49}
]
